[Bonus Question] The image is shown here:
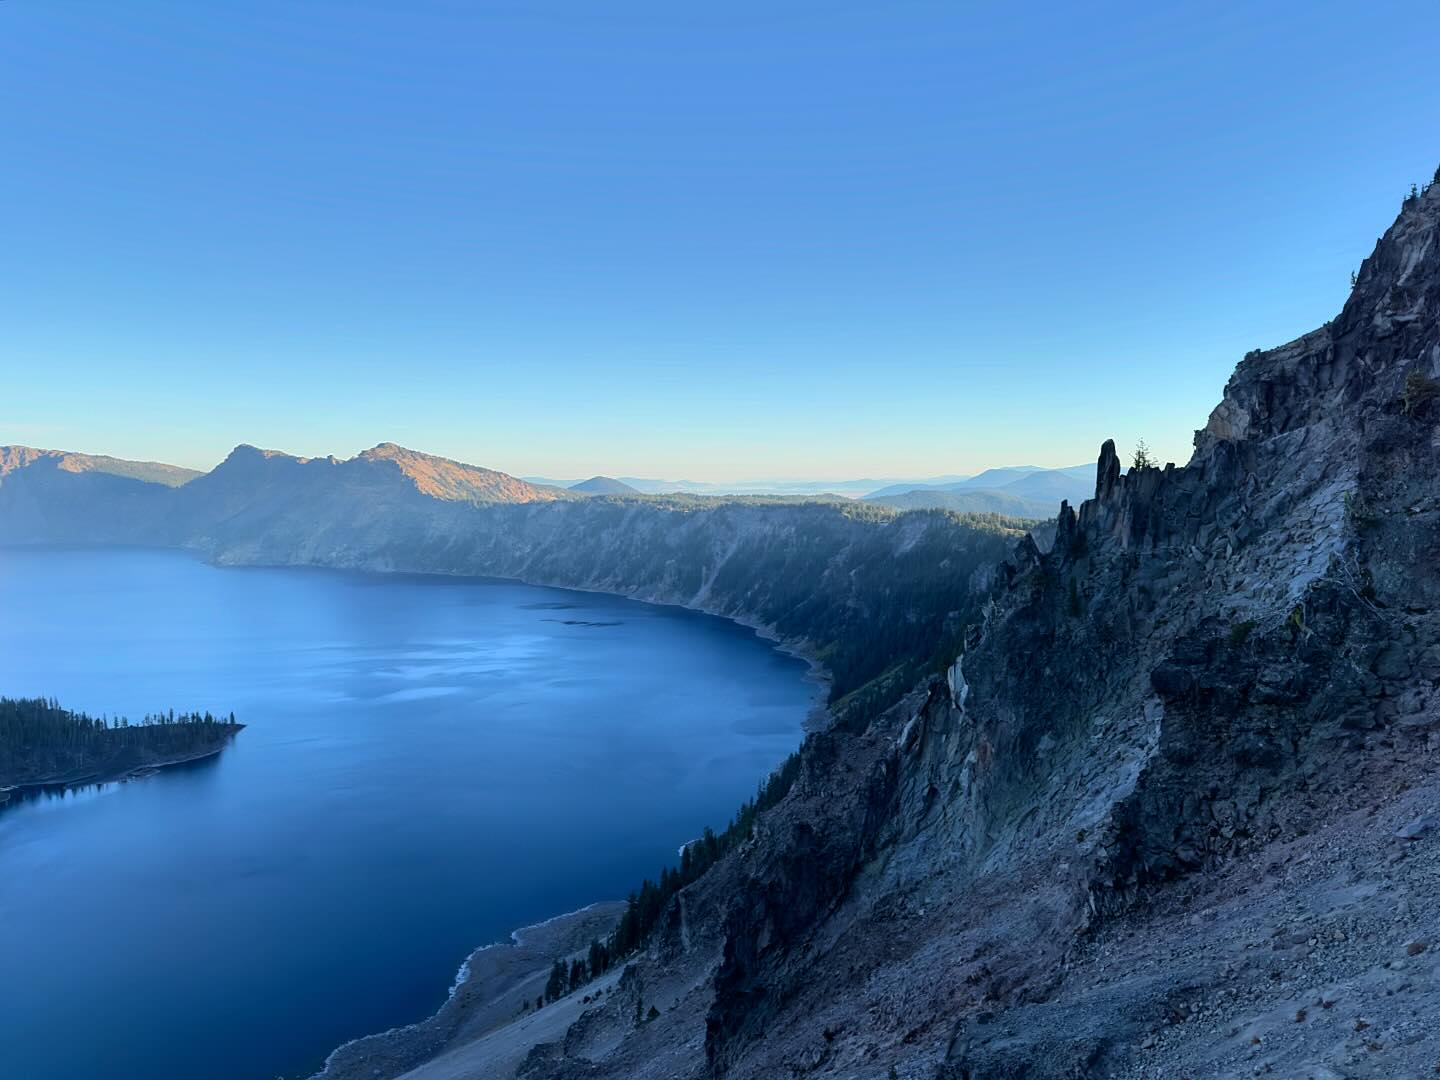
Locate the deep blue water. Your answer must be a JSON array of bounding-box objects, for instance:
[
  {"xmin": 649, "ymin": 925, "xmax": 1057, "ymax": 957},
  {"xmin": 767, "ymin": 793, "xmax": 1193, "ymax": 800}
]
[{"xmin": 0, "ymin": 547, "xmax": 816, "ymax": 1080}]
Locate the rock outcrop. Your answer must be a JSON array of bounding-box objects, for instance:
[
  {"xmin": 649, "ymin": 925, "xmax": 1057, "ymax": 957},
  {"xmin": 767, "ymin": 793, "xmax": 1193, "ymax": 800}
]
[{"xmin": 467, "ymin": 184, "xmax": 1440, "ymax": 1079}]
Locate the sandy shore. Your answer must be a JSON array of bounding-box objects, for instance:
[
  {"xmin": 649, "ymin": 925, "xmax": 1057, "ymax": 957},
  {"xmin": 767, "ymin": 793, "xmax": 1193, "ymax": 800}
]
[{"xmin": 312, "ymin": 901, "xmax": 627, "ymax": 1080}]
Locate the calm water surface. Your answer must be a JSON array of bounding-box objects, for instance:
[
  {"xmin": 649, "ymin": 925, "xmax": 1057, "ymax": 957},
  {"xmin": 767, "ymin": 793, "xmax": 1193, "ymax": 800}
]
[{"xmin": 0, "ymin": 548, "xmax": 816, "ymax": 1080}]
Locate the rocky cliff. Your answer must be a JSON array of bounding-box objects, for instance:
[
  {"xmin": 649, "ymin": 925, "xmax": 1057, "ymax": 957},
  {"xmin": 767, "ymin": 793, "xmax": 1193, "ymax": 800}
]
[
  {"xmin": 9, "ymin": 184, "xmax": 1440, "ymax": 1079},
  {"xmin": 443, "ymin": 184, "xmax": 1440, "ymax": 1079}
]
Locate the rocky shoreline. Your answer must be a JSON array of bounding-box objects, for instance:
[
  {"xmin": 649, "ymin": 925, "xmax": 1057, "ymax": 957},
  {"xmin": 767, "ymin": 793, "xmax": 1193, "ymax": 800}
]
[{"xmin": 311, "ymin": 901, "xmax": 627, "ymax": 1080}]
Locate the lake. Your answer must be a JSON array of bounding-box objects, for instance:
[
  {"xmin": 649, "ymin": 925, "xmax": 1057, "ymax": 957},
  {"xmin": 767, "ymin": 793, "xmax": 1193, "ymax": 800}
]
[{"xmin": 0, "ymin": 547, "xmax": 817, "ymax": 1080}]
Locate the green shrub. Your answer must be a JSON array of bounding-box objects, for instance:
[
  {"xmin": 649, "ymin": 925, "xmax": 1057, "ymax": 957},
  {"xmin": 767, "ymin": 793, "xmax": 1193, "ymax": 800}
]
[{"xmin": 1403, "ymin": 370, "xmax": 1440, "ymax": 418}]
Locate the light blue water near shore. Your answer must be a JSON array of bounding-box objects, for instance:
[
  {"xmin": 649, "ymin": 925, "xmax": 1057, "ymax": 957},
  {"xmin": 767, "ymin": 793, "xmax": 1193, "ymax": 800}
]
[{"xmin": 0, "ymin": 547, "xmax": 817, "ymax": 1080}]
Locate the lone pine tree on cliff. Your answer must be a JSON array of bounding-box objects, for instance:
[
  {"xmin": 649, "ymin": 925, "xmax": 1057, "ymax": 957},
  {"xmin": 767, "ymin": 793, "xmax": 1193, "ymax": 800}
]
[{"xmin": 1131, "ymin": 438, "xmax": 1154, "ymax": 470}]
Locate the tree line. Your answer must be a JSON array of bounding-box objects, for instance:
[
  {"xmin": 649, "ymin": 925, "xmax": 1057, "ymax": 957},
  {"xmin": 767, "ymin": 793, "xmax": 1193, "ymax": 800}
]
[
  {"xmin": 0, "ymin": 696, "xmax": 241, "ymax": 788},
  {"xmin": 538, "ymin": 751, "xmax": 803, "ymax": 1006}
]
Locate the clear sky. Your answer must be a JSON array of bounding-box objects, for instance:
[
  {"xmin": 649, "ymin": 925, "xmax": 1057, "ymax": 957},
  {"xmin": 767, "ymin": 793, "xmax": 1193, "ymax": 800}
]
[{"xmin": 3, "ymin": 2, "xmax": 1438, "ymax": 480}]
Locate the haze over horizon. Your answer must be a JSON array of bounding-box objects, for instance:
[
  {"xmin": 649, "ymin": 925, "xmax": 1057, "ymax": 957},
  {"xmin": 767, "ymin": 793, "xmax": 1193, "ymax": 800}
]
[{"xmin": 4, "ymin": 1, "xmax": 1439, "ymax": 480}]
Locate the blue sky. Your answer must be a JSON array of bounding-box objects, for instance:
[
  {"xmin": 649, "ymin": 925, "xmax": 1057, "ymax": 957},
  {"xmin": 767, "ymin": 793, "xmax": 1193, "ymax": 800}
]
[{"xmin": 3, "ymin": 1, "xmax": 1438, "ymax": 480}]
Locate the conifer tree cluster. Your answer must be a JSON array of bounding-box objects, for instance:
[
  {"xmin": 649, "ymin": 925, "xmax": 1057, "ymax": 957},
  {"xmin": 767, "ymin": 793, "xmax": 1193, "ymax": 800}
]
[
  {"xmin": 0, "ymin": 696, "xmax": 241, "ymax": 789},
  {"xmin": 539, "ymin": 752, "xmax": 804, "ymax": 1005},
  {"xmin": 543, "ymin": 943, "xmax": 616, "ymax": 1004}
]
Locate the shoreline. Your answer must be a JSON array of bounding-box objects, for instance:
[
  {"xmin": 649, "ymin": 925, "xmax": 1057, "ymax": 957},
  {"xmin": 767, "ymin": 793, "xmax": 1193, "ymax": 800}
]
[
  {"xmin": 310, "ymin": 901, "xmax": 628, "ymax": 1080},
  {"xmin": 252, "ymin": 556, "xmax": 829, "ymax": 1079},
  {"xmin": 10, "ymin": 543, "xmax": 828, "ymax": 1078},
  {"xmin": 0, "ymin": 730, "xmax": 244, "ymax": 807},
  {"xmin": 5, "ymin": 540, "xmax": 838, "ymax": 723}
]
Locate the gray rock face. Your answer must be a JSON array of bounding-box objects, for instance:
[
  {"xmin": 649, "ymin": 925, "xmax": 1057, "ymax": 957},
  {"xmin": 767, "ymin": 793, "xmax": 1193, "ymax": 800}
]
[
  {"xmin": 1396, "ymin": 815, "xmax": 1436, "ymax": 840},
  {"xmin": 486, "ymin": 185, "xmax": 1440, "ymax": 1079}
]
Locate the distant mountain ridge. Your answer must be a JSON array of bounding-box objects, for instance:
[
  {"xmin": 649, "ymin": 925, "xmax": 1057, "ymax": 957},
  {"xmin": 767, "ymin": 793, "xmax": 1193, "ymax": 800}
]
[
  {"xmin": 863, "ymin": 463, "xmax": 1094, "ymax": 519},
  {"xmin": 0, "ymin": 442, "xmax": 1093, "ymax": 529},
  {"xmin": 569, "ymin": 476, "xmax": 640, "ymax": 495},
  {"xmin": 864, "ymin": 463, "xmax": 1092, "ymax": 499},
  {"xmin": 0, "ymin": 441, "xmax": 574, "ymax": 550},
  {"xmin": 0, "ymin": 445, "xmax": 200, "ymax": 488},
  {"xmin": 355, "ymin": 442, "xmax": 568, "ymax": 502},
  {"xmin": 524, "ymin": 475, "xmax": 973, "ymax": 497},
  {"xmin": 526, "ymin": 468, "xmax": 1098, "ymax": 501}
]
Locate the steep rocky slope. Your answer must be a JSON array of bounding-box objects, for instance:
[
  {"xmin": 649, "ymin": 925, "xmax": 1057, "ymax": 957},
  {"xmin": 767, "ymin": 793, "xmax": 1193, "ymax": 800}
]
[{"xmin": 383, "ymin": 184, "xmax": 1439, "ymax": 1079}]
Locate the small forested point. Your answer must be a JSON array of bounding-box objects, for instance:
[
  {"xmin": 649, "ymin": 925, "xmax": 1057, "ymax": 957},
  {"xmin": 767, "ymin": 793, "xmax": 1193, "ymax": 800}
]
[{"xmin": 0, "ymin": 696, "xmax": 242, "ymax": 790}]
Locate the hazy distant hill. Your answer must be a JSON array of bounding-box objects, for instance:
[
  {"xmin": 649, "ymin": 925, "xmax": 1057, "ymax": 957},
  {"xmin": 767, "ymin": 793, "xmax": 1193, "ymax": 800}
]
[
  {"xmin": 569, "ymin": 476, "xmax": 640, "ymax": 495},
  {"xmin": 527, "ymin": 475, "xmax": 973, "ymax": 498},
  {"xmin": 988, "ymin": 464, "xmax": 1094, "ymax": 500},
  {"xmin": 866, "ymin": 487, "xmax": 1057, "ymax": 519},
  {"xmin": 864, "ymin": 463, "xmax": 1093, "ymax": 517},
  {"xmin": 866, "ymin": 464, "xmax": 1091, "ymax": 499}
]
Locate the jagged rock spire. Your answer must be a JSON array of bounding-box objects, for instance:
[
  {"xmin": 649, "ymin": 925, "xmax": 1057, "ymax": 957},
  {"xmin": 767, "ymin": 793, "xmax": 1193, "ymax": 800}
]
[{"xmin": 1095, "ymin": 439, "xmax": 1121, "ymax": 501}]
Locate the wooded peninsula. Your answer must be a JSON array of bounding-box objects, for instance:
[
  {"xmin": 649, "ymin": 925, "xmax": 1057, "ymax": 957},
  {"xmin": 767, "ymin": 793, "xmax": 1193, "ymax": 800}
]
[{"xmin": 0, "ymin": 696, "xmax": 242, "ymax": 801}]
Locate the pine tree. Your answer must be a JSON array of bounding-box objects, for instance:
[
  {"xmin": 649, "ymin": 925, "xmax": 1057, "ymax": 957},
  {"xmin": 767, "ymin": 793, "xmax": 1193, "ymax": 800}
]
[
  {"xmin": 545, "ymin": 959, "xmax": 567, "ymax": 1002},
  {"xmin": 588, "ymin": 938, "xmax": 609, "ymax": 978},
  {"xmin": 1131, "ymin": 438, "xmax": 1154, "ymax": 470}
]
